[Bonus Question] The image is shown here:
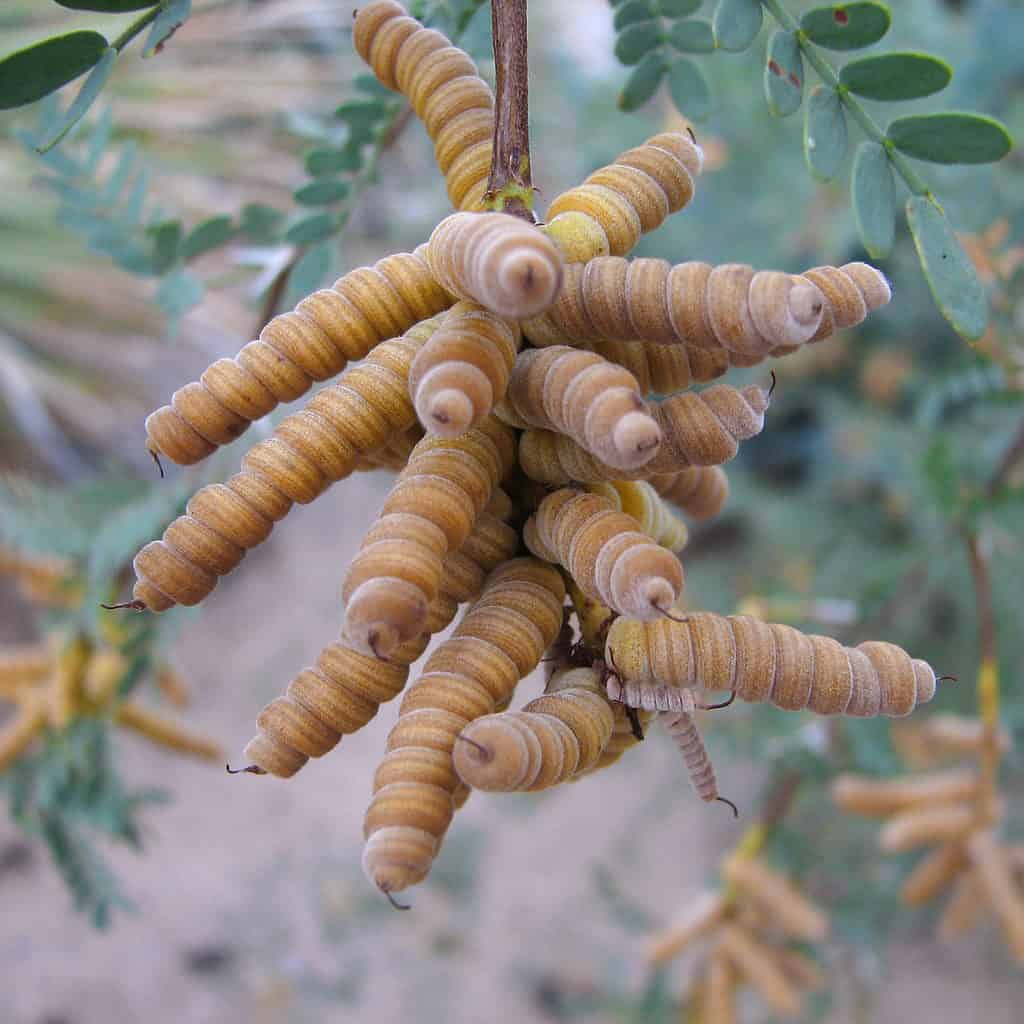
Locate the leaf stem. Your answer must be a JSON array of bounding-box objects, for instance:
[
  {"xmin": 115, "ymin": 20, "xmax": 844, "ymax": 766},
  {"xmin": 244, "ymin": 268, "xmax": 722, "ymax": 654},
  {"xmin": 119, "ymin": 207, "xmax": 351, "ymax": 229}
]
[
  {"xmin": 112, "ymin": 2, "xmax": 168, "ymax": 54},
  {"xmin": 758, "ymin": 0, "xmax": 934, "ymax": 201}
]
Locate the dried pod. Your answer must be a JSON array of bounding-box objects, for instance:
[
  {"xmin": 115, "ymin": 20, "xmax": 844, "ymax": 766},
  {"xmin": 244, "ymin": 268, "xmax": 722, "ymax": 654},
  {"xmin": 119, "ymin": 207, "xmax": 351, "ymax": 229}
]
[
  {"xmin": 647, "ymin": 466, "xmax": 729, "ymax": 521},
  {"xmin": 661, "ymin": 711, "xmax": 720, "ymax": 804},
  {"xmin": 427, "ymin": 213, "xmax": 564, "ymax": 319},
  {"xmin": 702, "ymin": 953, "xmax": 738, "ymax": 1024},
  {"xmin": 0, "ymin": 693, "xmax": 45, "ymax": 773},
  {"xmin": 0, "ymin": 646, "xmax": 51, "ymax": 694},
  {"xmin": 543, "ymin": 612, "xmax": 576, "ymax": 683},
  {"xmin": 938, "ymin": 867, "xmax": 984, "ymax": 940},
  {"xmin": 606, "ymin": 674, "xmax": 699, "ymax": 713},
  {"xmin": 342, "ymin": 418, "xmax": 515, "ymax": 657},
  {"xmin": 408, "ymin": 303, "xmax": 520, "ymax": 436},
  {"xmin": 832, "ymin": 770, "xmax": 980, "ymax": 818},
  {"xmin": 878, "ymin": 803, "xmax": 977, "ymax": 853},
  {"xmin": 543, "ymin": 131, "xmax": 703, "ymax": 260},
  {"xmin": 361, "ymin": 558, "xmax": 565, "ymax": 894},
  {"xmin": 507, "ymin": 346, "xmax": 661, "ymax": 471},
  {"xmin": 721, "ymin": 856, "xmax": 829, "ymax": 941},
  {"xmin": 968, "ymin": 831, "xmax": 1024, "ymax": 963},
  {"xmin": 651, "ymin": 383, "xmax": 770, "ymax": 470},
  {"xmin": 919, "ymin": 713, "xmax": 1013, "ymax": 756},
  {"xmin": 645, "ymin": 890, "xmax": 727, "ymax": 965},
  {"xmin": 605, "ymin": 612, "xmax": 938, "ymax": 718},
  {"xmin": 588, "ymin": 481, "xmax": 688, "ymax": 552},
  {"xmin": 145, "ymin": 249, "xmax": 450, "ymax": 466},
  {"xmin": 526, "ymin": 488, "xmax": 684, "ymax": 619},
  {"xmin": 716, "ymin": 924, "xmax": 804, "ymax": 1019},
  {"xmin": 114, "ymin": 702, "xmax": 222, "ymax": 761},
  {"xmin": 900, "ymin": 841, "xmax": 966, "ymax": 907},
  {"xmin": 588, "ymin": 338, "xmax": 730, "ymax": 393},
  {"xmin": 353, "ymin": 0, "xmax": 494, "ymax": 209},
  {"xmin": 130, "ymin": 318, "xmax": 445, "ymax": 613}
]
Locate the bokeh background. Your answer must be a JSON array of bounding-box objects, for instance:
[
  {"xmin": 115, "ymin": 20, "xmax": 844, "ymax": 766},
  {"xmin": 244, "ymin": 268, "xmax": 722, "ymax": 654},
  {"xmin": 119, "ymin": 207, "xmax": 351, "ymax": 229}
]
[{"xmin": 1, "ymin": 1, "xmax": 1022, "ymax": 1021}]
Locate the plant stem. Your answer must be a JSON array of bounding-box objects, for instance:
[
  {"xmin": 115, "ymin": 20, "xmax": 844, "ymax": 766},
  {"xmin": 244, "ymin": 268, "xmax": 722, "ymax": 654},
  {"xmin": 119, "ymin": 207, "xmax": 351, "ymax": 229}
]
[
  {"xmin": 759, "ymin": 0, "xmax": 934, "ymax": 201},
  {"xmin": 486, "ymin": 0, "xmax": 534, "ymax": 220},
  {"xmin": 112, "ymin": 2, "xmax": 168, "ymax": 53}
]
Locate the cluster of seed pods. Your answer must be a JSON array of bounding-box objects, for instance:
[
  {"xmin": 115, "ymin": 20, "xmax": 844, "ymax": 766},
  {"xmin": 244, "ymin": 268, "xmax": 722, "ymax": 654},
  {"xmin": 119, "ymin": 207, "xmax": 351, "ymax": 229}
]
[{"xmin": 117, "ymin": 0, "xmax": 942, "ymax": 899}]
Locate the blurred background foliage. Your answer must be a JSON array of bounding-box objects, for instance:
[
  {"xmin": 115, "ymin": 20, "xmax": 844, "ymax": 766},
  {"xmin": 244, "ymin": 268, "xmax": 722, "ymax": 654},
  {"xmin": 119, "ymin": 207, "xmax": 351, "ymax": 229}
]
[{"xmin": 0, "ymin": 0, "xmax": 1022, "ymax": 1021}]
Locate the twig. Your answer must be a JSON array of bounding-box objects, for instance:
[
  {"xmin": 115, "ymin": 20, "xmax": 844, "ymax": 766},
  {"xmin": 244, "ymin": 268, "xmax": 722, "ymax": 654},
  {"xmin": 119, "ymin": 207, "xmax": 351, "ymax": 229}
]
[
  {"xmin": 986, "ymin": 412, "xmax": 1024, "ymax": 498},
  {"xmin": 485, "ymin": 0, "xmax": 534, "ymax": 220}
]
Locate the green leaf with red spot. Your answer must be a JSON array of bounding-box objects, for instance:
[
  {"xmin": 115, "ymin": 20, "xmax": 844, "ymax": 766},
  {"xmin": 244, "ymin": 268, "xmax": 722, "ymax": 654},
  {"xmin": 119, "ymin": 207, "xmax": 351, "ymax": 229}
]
[
  {"xmin": 764, "ymin": 30, "xmax": 803, "ymax": 117},
  {"xmin": 800, "ymin": 3, "xmax": 891, "ymax": 51}
]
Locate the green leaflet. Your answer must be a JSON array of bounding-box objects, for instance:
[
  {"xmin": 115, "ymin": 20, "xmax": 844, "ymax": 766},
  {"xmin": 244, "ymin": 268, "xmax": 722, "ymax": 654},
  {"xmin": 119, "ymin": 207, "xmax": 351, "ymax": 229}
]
[
  {"xmin": 0, "ymin": 31, "xmax": 108, "ymax": 110},
  {"xmin": 764, "ymin": 30, "xmax": 803, "ymax": 117},
  {"xmin": 614, "ymin": 1, "xmax": 656, "ymax": 32},
  {"xmin": 804, "ymin": 85, "xmax": 847, "ymax": 181},
  {"xmin": 668, "ymin": 19, "xmax": 715, "ymax": 54},
  {"xmin": 887, "ymin": 113, "xmax": 1013, "ymax": 165},
  {"xmin": 35, "ymin": 47, "xmax": 117, "ymax": 153},
  {"xmin": 614, "ymin": 21, "xmax": 665, "ymax": 65},
  {"xmin": 285, "ymin": 212, "xmax": 336, "ymax": 245},
  {"xmin": 668, "ymin": 57, "xmax": 712, "ymax": 121},
  {"xmin": 657, "ymin": 0, "xmax": 702, "ymax": 15},
  {"xmin": 180, "ymin": 215, "xmax": 235, "ymax": 261},
  {"xmin": 54, "ymin": 1, "xmax": 159, "ymax": 9},
  {"xmin": 839, "ymin": 52, "xmax": 952, "ymax": 102},
  {"xmin": 800, "ymin": 3, "xmax": 891, "ymax": 51},
  {"xmin": 142, "ymin": 0, "xmax": 192, "ymax": 57},
  {"xmin": 713, "ymin": 0, "xmax": 763, "ymax": 53},
  {"xmin": 293, "ymin": 179, "xmax": 351, "ymax": 206},
  {"xmin": 851, "ymin": 142, "xmax": 894, "ymax": 258},
  {"xmin": 619, "ymin": 52, "xmax": 668, "ymax": 111},
  {"xmin": 906, "ymin": 196, "xmax": 988, "ymax": 341}
]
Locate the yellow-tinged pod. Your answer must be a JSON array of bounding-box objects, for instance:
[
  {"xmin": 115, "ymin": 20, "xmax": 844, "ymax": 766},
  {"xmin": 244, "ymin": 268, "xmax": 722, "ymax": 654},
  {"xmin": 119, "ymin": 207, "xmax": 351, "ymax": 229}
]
[
  {"xmin": 47, "ymin": 633, "xmax": 90, "ymax": 730},
  {"xmin": 645, "ymin": 889, "xmax": 727, "ymax": 965},
  {"xmin": 362, "ymin": 557, "xmax": 566, "ymax": 894},
  {"xmin": 716, "ymin": 924, "xmax": 804, "ymax": 1019},
  {"xmin": 507, "ymin": 346, "xmax": 661, "ymax": 471},
  {"xmin": 605, "ymin": 612, "xmax": 938, "ymax": 718},
  {"xmin": 408, "ymin": 303, "xmax": 520, "ymax": 437},
  {"xmin": 0, "ymin": 692, "xmax": 46, "ymax": 773},
  {"xmin": 878, "ymin": 802, "xmax": 977, "ymax": 853},
  {"xmin": 0, "ymin": 646, "xmax": 51, "ymax": 695},
  {"xmin": 661, "ymin": 711, "xmax": 720, "ymax": 804},
  {"xmin": 526, "ymin": 488, "xmax": 684, "ymax": 620},
  {"xmin": 831, "ymin": 770, "xmax": 980, "ymax": 818},
  {"xmin": 648, "ymin": 466, "xmax": 729, "ymax": 521},
  {"xmin": 900, "ymin": 841, "xmax": 966, "ymax": 907},
  {"xmin": 144, "ymin": 248, "xmax": 451, "ymax": 466},
  {"xmin": 115, "ymin": 702, "xmax": 222, "ymax": 761},
  {"xmin": 131, "ymin": 318, "xmax": 445, "ymax": 613},
  {"xmin": 341, "ymin": 418, "xmax": 515, "ymax": 657},
  {"xmin": 353, "ymin": 0, "xmax": 494, "ymax": 209},
  {"xmin": 82, "ymin": 648, "xmax": 128, "ymax": 707},
  {"xmin": 587, "ymin": 338, "xmax": 730, "ymax": 393},
  {"xmin": 426, "ymin": 213, "xmax": 564, "ymax": 319},
  {"xmin": 593, "ymin": 481, "xmax": 689, "ymax": 551},
  {"xmin": 720, "ymin": 856, "xmax": 829, "ymax": 941}
]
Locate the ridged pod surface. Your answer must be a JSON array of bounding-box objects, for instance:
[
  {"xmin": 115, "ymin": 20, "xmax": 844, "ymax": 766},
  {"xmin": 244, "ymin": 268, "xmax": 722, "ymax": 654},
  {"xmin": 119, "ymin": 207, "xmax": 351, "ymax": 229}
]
[
  {"xmin": 341, "ymin": 417, "xmax": 515, "ymax": 657},
  {"xmin": 648, "ymin": 467, "xmax": 729, "ymax": 521},
  {"xmin": 131, "ymin": 319, "xmax": 445, "ymax": 613},
  {"xmin": 241, "ymin": 510, "xmax": 518, "ymax": 777},
  {"xmin": 651, "ymin": 383, "xmax": 770, "ymax": 470},
  {"xmin": 408, "ymin": 302, "xmax": 520, "ymax": 437},
  {"xmin": 605, "ymin": 612, "xmax": 938, "ymax": 717},
  {"xmin": 427, "ymin": 213, "xmax": 564, "ymax": 319},
  {"xmin": 144, "ymin": 247, "xmax": 450, "ymax": 466},
  {"xmin": 606, "ymin": 674, "xmax": 700, "ymax": 713},
  {"xmin": 577, "ymin": 700, "xmax": 654, "ymax": 778},
  {"xmin": 543, "ymin": 131, "xmax": 703, "ymax": 260},
  {"xmin": 362, "ymin": 559, "xmax": 566, "ymax": 894},
  {"xmin": 525, "ymin": 488, "xmax": 684, "ymax": 619},
  {"xmin": 588, "ymin": 339, "xmax": 730, "ymax": 394},
  {"xmin": 507, "ymin": 346, "xmax": 661, "ymax": 471},
  {"xmin": 587, "ymin": 481, "xmax": 688, "ymax": 552},
  {"xmin": 661, "ymin": 711, "xmax": 719, "ymax": 803},
  {"xmin": 353, "ymin": 0, "xmax": 494, "ymax": 210}
]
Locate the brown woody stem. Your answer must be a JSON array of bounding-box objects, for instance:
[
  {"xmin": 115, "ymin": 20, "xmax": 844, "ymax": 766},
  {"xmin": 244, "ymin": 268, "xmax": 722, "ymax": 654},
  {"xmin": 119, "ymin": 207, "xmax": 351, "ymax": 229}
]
[{"xmin": 486, "ymin": 0, "xmax": 534, "ymax": 220}]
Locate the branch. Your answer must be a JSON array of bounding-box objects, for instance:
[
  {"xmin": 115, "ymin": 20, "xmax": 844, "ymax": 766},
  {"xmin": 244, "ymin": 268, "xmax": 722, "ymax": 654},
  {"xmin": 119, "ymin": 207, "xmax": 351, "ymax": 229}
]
[{"xmin": 485, "ymin": 0, "xmax": 534, "ymax": 220}]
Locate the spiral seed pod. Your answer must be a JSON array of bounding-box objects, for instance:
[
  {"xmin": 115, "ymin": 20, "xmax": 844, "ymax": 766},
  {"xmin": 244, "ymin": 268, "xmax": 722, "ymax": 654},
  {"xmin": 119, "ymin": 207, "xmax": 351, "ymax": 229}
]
[
  {"xmin": 661, "ymin": 711, "xmax": 720, "ymax": 804},
  {"xmin": 721, "ymin": 856, "xmax": 829, "ymax": 941},
  {"xmin": 144, "ymin": 248, "xmax": 450, "ymax": 466},
  {"xmin": 131, "ymin": 318, "xmax": 445, "ymax": 613},
  {"xmin": 832, "ymin": 770, "xmax": 980, "ymax": 818},
  {"xmin": 878, "ymin": 803, "xmax": 977, "ymax": 853},
  {"xmin": 646, "ymin": 890, "xmax": 727, "ymax": 965},
  {"xmin": 426, "ymin": 213, "xmax": 564, "ymax": 319},
  {"xmin": 588, "ymin": 481, "xmax": 688, "ymax": 552},
  {"xmin": 648, "ymin": 466, "xmax": 729, "ymax": 521},
  {"xmin": 918, "ymin": 713, "xmax": 1013, "ymax": 756},
  {"xmin": 606, "ymin": 675, "xmax": 699, "ymax": 713},
  {"xmin": 588, "ymin": 338, "xmax": 730, "ymax": 394},
  {"xmin": 543, "ymin": 612, "xmax": 576, "ymax": 683},
  {"xmin": 651, "ymin": 383, "xmax": 770, "ymax": 470},
  {"xmin": 362, "ymin": 558, "xmax": 566, "ymax": 894},
  {"xmin": 605, "ymin": 612, "xmax": 938, "ymax": 718},
  {"xmin": 716, "ymin": 925, "xmax": 804, "ymax": 1019},
  {"xmin": 354, "ymin": 423, "xmax": 425, "ymax": 472},
  {"xmin": 114, "ymin": 702, "xmax": 222, "ymax": 761},
  {"xmin": 543, "ymin": 131, "xmax": 703, "ymax": 261},
  {"xmin": 526, "ymin": 488, "xmax": 684, "ymax": 619},
  {"xmin": 900, "ymin": 841, "xmax": 966, "ymax": 907},
  {"xmin": 702, "ymin": 953, "xmax": 738, "ymax": 1024},
  {"xmin": 408, "ymin": 303, "xmax": 520, "ymax": 436},
  {"xmin": 341, "ymin": 418, "xmax": 515, "ymax": 656},
  {"xmin": 939, "ymin": 868, "xmax": 984, "ymax": 940},
  {"xmin": 507, "ymin": 346, "xmax": 661, "ymax": 471},
  {"xmin": 967, "ymin": 831, "xmax": 1024, "ymax": 962},
  {"xmin": 353, "ymin": 0, "xmax": 494, "ymax": 210}
]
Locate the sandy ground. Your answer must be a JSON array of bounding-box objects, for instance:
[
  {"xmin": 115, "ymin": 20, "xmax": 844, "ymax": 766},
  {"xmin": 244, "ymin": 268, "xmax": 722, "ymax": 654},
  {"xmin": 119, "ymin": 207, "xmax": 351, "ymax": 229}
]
[{"xmin": 1, "ymin": 472, "xmax": 1022, "ymax": 1024}]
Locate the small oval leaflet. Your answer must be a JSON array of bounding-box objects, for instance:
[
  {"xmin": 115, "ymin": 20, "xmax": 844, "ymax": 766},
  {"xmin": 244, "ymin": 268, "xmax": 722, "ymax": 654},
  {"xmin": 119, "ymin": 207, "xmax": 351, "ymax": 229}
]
[
  {"xmin": 668, "ymin": 57, "xmax": 712, "ymax": 122},
  {"xmin": 619, "ymin": 52, "xmax": 667, "ymax": 112},
  {"xmin": 804, "ymin": 85, "xmax": 847, "ymax": 181},
  {"xmin": 143, "ymin": 0, "xmax": 192, "ymax": 58},
  {"xmin": 887, "ymin": 113, "xmax": 1013, "ymax": 165},
  {"xmin": 305, "ymin": 147, "xmax": 362, "ymax": 177},
  {"xmin": 0, "ymin": 31, "xmax": 109, "ymax": 110},
  {"xmin": 293, "ymin": 180, "xmax": 351, "ymax": 206},
  {"xmin": 713, "ymin": 0, "xmax": 763, "ymax": 52},
  {"xmin": 851, "ymin": 142, "xmax": 894, "ymax": 258},
  {"xmin": 800, "ymin": 2, "xmax": 891, "ymax": 51},
  {"xmin": 54, "ymin": 1, "xmax": 160, "ymax": 10},
  {"xmin": 285, "ymin": 212, "xmax": 336, "ymax": 246},
  {"xmin": 669, "ymin": 19, "xmax": 715, "ymax": 54},
  {"xmin": 614, "ymin": 1, "xmax": 656, "ymax": 32},
  {"xmin": 181, "ymin": 216, "xmax": 235, "ymax": 261},
  {"xmin": 906, "ymin": 196, "xmax": 987, "ymax": 341},
  {"xmin": 764, "ymin": 30, "xmax": 803, "ymax": 118},
  {"xmin": 658, "ymin": 0, "xmax": 702, "ymax": 15},
  {"xmin": 614, "ymin": 21, "xmax": 665, "ymax": 66},
  {"xmin": 839, "ymin": 52, "xmax": 952, "ymax": 102}
]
